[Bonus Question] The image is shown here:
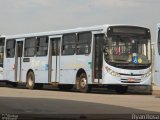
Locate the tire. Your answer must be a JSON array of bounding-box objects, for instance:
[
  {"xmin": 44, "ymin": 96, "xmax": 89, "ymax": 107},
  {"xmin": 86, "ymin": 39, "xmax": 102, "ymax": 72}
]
[
  {"xmin": 78, "ymin": 73, "xmax": 92, "ymax": 93},
  {"xmin": 26, "ymin": 71, "xmax": 35, "ymax": 89},
  {"xmin": 58, "ymin": 84, "xmax": 73, "ymax": 91},
  {"xmin": 115, "ymin": 86, "xmax": 128, "ymax": 94}
]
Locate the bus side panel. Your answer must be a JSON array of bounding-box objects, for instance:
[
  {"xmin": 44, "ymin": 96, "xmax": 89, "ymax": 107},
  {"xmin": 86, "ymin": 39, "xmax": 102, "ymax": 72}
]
[
  {"xmin": 76, "ymin": 55, "xmax": 92, "ymax": 84},
  {"xmin": 154, "ymin": 71, "xmax": 160, "ymax": 86},
  {"xmin": 22, "ymin": 57, "xmax": 48, "ymax": 83},
  {"xmin": 21, "ymin": 70, "xmax": 27, "ymax": 83},
  {"xmin": 60, "ymin": 70, "xmax": 76, "ymax": 84},
  {"xmin": 34, "ymin": 57, "xmax": 48, "ymax": 83},
  {"xmin": 153, "ymin": 41, "xmax": 160, "ymax": 85},
  {"xmin": 154, "ymin": 26, "xmax": 160, "ymax": 86},
  {"xmin": 21, "ymin": 57, "xmax": 35, "ymax": 83},
  {"xmin": 59, "ymin": 56, "xmax": 76, "ymax": 84},
  {"xmin": 4, "ymin": 58, "xmax": 15, "ymax": 82}
]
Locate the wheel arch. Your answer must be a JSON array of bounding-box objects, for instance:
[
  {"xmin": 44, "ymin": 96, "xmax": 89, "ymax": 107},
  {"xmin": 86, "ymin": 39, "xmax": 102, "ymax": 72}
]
[
  {"xmin": 75, "ymin": 68, "xmax": 92, "ymax": 92},
  {"xmin": 76, "ymin": 68, "xmax": 87, "ymax": 80},
  {"xmin": 26, "ymin": 69, "xmax": 35, "ymax": 82},
  {"xmin": 75, "ymin": 68, "xmax": 87, "ymax": 88}
]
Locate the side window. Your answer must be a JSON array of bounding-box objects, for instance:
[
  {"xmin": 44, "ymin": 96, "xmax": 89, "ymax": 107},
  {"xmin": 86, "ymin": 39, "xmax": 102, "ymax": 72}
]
[
  {"xmin": 77, "ymin": 32, "xmax": 92, "ymax": 55},
  {"xmin": 36, "ymin": 36, "xmax": 48, "ymax": 56},
  {"xmin": 17, "ymin": 41, "xmax": 23, "ymax": 57},
  {"xmin": 62, "ymin": 33, "xmax": 76, "ymax": 55},
  {"xmin": 6, "ymin": 39, "xmax": 15, "ymax": 58},
  {"xmin": 52, "ymin": 38, "xmax": 60, "ymax": 56},
  {"xmin": 158, "ymin": 30, "xmax": 160, "ymax": 55},
  {"xmin": 24, "ymin": 37, "xmax": 36, "ymax": 57}
]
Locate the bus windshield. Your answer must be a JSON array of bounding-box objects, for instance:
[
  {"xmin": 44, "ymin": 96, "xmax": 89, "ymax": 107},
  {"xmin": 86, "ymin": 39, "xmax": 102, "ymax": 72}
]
[{"xmin": 104, "ymin": 27, "xmax": 151, "ymax": 69}]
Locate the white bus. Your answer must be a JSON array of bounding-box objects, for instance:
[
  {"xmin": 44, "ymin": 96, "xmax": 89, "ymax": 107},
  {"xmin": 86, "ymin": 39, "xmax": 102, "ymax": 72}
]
[
  {"xmin": 153, "ymin": 23, "xmax": 160, "ymax": 86},
  {"xmin": 3, "ymin": 25, "xmax": 152, "ymax": 93},
  {"xmin": 0, "ymin": 35, "xmax": 5, "ymax": 80}
]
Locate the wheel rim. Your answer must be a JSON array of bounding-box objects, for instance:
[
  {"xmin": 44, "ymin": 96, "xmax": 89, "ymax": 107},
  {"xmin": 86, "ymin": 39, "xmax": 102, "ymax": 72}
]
[
  {"xmin": 28, "ymin": 76, "xmax": 33, "ymax": 87},
  {"xmin": 80, "ymin": 78, "xmax": 87, "ymax": 88}
]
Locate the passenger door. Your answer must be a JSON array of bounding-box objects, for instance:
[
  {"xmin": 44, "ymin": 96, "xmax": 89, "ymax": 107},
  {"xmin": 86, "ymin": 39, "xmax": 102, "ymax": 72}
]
[
  {"xmin": 48, "ymin": 36, "xmax": 61, "ymax": 83},
  {"xmin": 93, "ymin": 34, "xmax": 104, "ymax": 83},
  {"xmin": 15, "ymin": 39, "xmax": 24, "ymax": 82}
]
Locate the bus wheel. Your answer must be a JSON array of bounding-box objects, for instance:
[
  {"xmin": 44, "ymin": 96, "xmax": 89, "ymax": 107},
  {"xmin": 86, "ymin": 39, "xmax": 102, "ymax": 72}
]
[
  {"xmin": 115, "ymin": 86, "xmax": 128, "ymax": 94},
  {"xmin": 78, "ymin": 73, "xmax": 91, "ymax": 93},
  {"xmin": 26, "ymin": 71, "xmax": 35, "ymax": 89}
]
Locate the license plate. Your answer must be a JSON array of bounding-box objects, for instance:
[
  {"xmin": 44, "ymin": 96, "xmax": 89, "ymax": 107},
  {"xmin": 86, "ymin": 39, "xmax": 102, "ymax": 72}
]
[{"xmin": 128, "ymin": 78, "xmax": 135, "ymax": 82}]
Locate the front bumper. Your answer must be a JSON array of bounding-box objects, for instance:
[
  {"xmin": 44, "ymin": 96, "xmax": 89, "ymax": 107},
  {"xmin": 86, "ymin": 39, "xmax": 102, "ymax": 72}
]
[{"xmin": 102, "ymin": 73, "xmax": 151, "ymax": 85}]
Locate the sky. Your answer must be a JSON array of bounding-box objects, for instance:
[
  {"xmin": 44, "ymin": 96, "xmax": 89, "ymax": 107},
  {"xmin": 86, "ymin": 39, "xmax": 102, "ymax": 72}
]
[{"xmin": 0, "ymin": 0, "xmax": 159, "ymax": 41}]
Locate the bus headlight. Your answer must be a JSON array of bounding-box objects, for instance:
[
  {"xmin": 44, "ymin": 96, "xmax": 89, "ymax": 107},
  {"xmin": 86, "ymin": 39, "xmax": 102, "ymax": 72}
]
[
  {"xmin": 105, "ymin": 67, "xmax": 120, "ymax": 77},
  {"xmin": 141, "ymin": 71, "xmax": 151, "ymax": 78}
]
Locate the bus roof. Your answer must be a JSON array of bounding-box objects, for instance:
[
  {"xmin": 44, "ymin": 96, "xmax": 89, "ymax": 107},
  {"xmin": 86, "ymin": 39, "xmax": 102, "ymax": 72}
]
[{"xmin": 5, "ymin": 24, "xmax": 149, "ymax": 39}]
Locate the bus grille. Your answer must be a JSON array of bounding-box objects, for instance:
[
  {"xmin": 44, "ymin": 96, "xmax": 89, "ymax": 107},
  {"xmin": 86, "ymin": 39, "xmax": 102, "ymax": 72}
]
[
  {"xmin": 121, "ymin": 79, "xmax": 141, "ymax": 83},
  {"xmin": 119, "ymin": 73, "xmax": 143, "ymax": 76}
]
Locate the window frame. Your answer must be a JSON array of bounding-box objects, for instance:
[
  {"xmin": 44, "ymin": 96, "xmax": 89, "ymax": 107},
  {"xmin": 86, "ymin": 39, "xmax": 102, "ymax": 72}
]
[
  {"xmin": 62, "ymin": 33, "xmax": 76, "ymax": 55},
  {"xmin": 6, "ymin": 39, "xmax": 15, "ymax": 58},
  {"xmin": 36, "ymin": 36, "xmax": 49, "ymax": 57},
  {"xmin": 76, "ymin": 32, "xmax": 92, "ymax": 55},
  {"xmin": 24, "ymin": 37, "xmax": 36, "ymax": 57},
  {"xmin": 51, "ymin": 38, "xmax": 61, "ymax": 56}
]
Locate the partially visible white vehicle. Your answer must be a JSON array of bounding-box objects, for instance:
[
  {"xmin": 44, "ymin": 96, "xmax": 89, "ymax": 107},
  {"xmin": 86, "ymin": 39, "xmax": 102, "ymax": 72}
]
[
  {"xmin": 0, "ymin": 36, "xmax": 5, "ymax": 80},
  {"xmin": 153, "ymin": 23, "xmax": 160, "ymax": 86}
]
